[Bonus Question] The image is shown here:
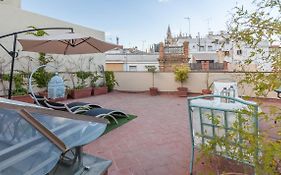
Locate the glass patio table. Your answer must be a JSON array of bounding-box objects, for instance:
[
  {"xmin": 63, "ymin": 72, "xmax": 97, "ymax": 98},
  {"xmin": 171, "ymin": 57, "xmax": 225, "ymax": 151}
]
[{"xmin": 0, "ymin": 98, "xmax": 110, "ymax": 175}]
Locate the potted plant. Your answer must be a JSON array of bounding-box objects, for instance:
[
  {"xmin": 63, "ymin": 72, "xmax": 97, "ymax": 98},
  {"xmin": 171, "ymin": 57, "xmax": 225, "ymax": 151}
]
[
  {"xmin": 145, "ymin": 65, "xmax": 158, "ymax": 96},
  {"xmin": 2, "ymin": 73, "xmax": 33, "ymax": 103},
  {"xmin": 69, "ymin": 71, "xmax": 92, "ymax": 99},
  {"xmin": 105, "ymin": 71, "xmax": 118, "ymax": 92},
  {"xmin": 174, "ymin": 64, "xmax": 190, "ymax": 97},
  {"xmin": 89, "ymin": 71, "xmax": 102, "ymax": 95},
  {"xmin": 33, "ymin": 63, "xmax": 53, "ymax": 97},
  {"xmin": 93, "ymin": 81, "xmax": 108, "ymax": 95},
  {"xmin": 91, "ymin": 71, "xmax": 108, "ymax": 95},
  {"xmin": 202, "ymin": 72, "xmax": 213, "ymax": 94}
]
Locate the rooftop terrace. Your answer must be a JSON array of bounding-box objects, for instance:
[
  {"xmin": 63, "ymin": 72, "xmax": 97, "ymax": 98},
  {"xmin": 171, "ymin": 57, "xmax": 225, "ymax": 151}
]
[{"xmin": 65, "ymin": 91, "xmax": 280, "ymax": 175}]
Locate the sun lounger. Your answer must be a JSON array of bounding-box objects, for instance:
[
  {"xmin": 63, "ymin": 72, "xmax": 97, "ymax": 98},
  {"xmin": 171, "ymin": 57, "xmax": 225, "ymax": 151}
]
[
  {"xmin": 30, "ymin": 94, "xmax": 102, "ymax": 112},
  {"xmin": 30, "ymin": 94, "xmax": 128, "ymax": 124}
]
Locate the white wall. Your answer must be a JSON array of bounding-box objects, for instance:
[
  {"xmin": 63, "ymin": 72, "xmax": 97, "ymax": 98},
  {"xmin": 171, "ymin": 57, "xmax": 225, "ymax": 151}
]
[
  {"xmin": 113, "ymin": 71, "xmax": 278, "ymax": 99},
  {"xmin": 124, "ymin": 62, "xmax": 159, "ymax": 71},
  {"xmin": 0, "ymin": 0, "xmax": 21, "ymax": 8},
  {"xmin": 106, "ymin": 53, "xmax": 159, "ymax": 72}
]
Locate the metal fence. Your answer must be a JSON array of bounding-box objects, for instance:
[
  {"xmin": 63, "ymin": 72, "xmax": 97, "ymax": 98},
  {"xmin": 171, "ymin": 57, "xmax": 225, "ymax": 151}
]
[
  {"xmin": 189, "ymin": 63, "xmax": 202, "ymax": 70},
  {"xmin": 189, "ymin": 63, "xmax": 224, "ymax": 71},
  {"xmin": 209, "ymin": 63, "xmax": 224, "ymax": 70}
]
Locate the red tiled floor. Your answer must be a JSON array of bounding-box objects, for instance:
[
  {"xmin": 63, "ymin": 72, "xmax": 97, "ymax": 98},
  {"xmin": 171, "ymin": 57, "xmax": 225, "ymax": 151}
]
[{"xmin": 65, "ymin": 91, "xmax": 281, "ymax": 175}]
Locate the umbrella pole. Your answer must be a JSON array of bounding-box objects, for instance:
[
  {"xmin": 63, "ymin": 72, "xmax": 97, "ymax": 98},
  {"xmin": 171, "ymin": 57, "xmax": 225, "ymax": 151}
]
[{"xmin": 8, "ymin": 34, "xmax": 18, "ymax": 99}]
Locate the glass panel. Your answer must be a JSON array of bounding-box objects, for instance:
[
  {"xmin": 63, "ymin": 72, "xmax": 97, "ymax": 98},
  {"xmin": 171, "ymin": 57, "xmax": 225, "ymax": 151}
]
[
  {"xmin": 32, "ymin": 113, "xmax": 107, "ymax": 148},
  {"xmin": 0, "ymin": 99, "xmax": 107, "ymax": 175},
  {"xmin": 0, "ymin": 108, "xmax": 61, "ymax": 175}
]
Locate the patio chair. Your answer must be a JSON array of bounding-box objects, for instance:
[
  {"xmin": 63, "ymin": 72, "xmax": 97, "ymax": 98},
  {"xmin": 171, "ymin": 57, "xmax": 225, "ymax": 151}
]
[{"xmin": 30, "ymin": 94, "xmax": 128, "ymax": 124}]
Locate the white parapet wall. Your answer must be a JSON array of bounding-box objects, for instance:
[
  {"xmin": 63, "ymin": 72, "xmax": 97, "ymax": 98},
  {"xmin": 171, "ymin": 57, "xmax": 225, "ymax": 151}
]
[{"xmin": 113, "ymin": 71, "xmax": 278, "ymax": 99}]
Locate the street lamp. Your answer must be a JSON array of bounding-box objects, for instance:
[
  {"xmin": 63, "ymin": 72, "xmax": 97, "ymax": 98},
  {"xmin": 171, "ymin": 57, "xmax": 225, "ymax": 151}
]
[{"xmin": 184, "ymin": 17, "xmax": 191, "ymax": 36}]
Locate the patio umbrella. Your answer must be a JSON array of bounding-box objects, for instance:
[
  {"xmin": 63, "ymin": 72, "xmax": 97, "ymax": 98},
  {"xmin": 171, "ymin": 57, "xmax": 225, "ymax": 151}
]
[
  {"xmin": 17, "ymin": 32, "xmax": 121, "ymax": 100},
  {"xmin": 17, "ymin": 33, "xmax": 120, "ymax": 55}
]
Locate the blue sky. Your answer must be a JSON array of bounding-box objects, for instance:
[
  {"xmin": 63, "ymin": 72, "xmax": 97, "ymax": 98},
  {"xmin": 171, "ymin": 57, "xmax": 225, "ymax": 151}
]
[{"xmin": 22, "ymin": 0, "xmax": 250, "ymax": 50}]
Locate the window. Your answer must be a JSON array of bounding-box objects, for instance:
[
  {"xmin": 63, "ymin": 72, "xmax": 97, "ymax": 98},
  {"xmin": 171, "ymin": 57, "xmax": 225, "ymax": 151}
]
[
  {"xmin": 208, "ymin": 45, "xmax": 213, "ymax": 51},
  {"xmin": 129, "ymin": 66, "xmax": 137, "ymax": 71},
  {"xmin": 237, "ymin": 50, "xmax": 242, "ymax": 55}
]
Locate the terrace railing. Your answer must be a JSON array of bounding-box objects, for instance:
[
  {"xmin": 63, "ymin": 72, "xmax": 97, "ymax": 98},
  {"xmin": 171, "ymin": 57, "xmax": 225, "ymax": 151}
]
[{"xmin": 189, "ymin": 63, "xmax": 224, "ymax": 71}]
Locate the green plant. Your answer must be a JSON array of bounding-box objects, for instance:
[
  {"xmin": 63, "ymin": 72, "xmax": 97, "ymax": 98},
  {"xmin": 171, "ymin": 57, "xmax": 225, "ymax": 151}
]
[
  {"xmin": 105, "ymin": 71, "xmax": 118, "ymax": 92},
  {"xmin": 205, "ymin": 72, "xmax": 213, "ymax": 90},
  {"xmin": 12, "ymin": 73, "xmax": 28, "ymax": 96},
  {"xmin": 89, "ymin": 71, "xmax": 101, "ymax": 87},
  {"xmin": 228, "ymin": 0, "xmax": 281, "ymax": 97},
  {"xmin": 33, "ymin": 67, "xmax": 54, "ymax": 89},
  {"xmin": 1, "ymin": 73, "xmax": 28, "ymax": 96},
  {"xmin": 173, "ymin": 64, "xmax": 190, "ymax": 87},
  {"xmin": 197, "ymin": 106, "xmax": 281, "ymax": 175},
  {"xmin": 198, "ymin": 1, "xmax": 281, "ymax": 174},
  {"xmin": 75, "ymin": 71, "xmax": 91, "ymax": 89},
  {"xmin": 145, "ymin": 65, "xmax": 157, "ymax": 88}
]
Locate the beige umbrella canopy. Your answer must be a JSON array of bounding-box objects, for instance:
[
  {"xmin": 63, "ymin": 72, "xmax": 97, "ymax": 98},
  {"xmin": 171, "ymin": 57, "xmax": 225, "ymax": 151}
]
[{"xmin": 18, "ymin": 33, "xmax": 120, "ymax": 54}]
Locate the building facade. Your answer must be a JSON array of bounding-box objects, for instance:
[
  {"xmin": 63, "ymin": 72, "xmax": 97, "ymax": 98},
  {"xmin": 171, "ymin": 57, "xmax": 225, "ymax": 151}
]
[
  {"xmin": 160, "ymin": 26, "xmax": 272, "ymax": 71},
  {"xmin": 106, "ymin": 48, "xmax": 159, "ymax": 72}
]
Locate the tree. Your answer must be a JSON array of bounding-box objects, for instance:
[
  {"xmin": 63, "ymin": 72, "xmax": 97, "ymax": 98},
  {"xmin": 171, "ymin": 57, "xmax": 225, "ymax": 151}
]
[
  {"xmin": 222, "ymin": 1, "xmax": 281, "ymax": 174},
  {"xmin": 145, "ymin": 65, "xmax": 157, "ymax": 88},
  {"xmin": 228, "ymin": 0, "xmax": 281, "ymax": 97}
]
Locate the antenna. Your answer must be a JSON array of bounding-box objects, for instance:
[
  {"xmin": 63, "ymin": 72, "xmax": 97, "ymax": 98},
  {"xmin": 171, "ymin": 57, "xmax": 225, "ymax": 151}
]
[
  {"xmin": 141, "ymin": 40, "xmax": 146, "ymax": 52},
  {"xmin": 206, "ymin": 18, "xmax": 212, "ymax": 32},
  {"xmin": 184, "ymin": 17, "xmax": 191, "ymax": 36},
  {"xmin": 116, "ymin": 36, "xmax": 119, "ymax": 45}
]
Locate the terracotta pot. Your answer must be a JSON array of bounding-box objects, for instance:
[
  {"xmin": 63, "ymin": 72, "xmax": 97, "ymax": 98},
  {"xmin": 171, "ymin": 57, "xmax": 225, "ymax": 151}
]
[
  {"xmin": 177, "ymin": 87, "xmax": 188, "ymax": 97},
  {"xmin": 221, "ymin": 173, "xmax": 249, "ymax": 175},
  {"xmin": 69, "ymin": 87, "xmax": 92, "ymax": 99},
  {"xmin": 11, "ymin": 95, "xmax": 33, "ymax": 103},
  {"xmin": 149, "ymin": 87, "xmax": 158, "ymax": 96},
  {"xmin": 202, "ymin": 89, "xmax": 212, "ymax": 95},
  {"xmin": 92, "ymin": 86, "xmax": 108, "ymax": 96}
]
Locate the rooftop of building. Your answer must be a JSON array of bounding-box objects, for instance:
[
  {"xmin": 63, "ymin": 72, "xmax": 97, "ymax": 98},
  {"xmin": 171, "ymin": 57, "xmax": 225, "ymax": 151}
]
[{"xmin": 61, "ymin": 91, "xmax": 281, "ymax": 174}]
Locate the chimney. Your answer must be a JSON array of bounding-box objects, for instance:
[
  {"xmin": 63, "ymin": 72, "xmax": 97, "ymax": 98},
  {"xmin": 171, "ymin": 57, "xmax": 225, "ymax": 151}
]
[
  {"xmin": 201, "ymin": 61, "xmax": 210, "ymax": 71},
  {"xmin": 223, "ymin": 61, "xmax": 228, "ymax": 70},
  {"xmin": 183, "ymin": 41, "xmax": 189, "ymax": 59},
  {"xmin": 159, "ymin": 42, "xmax": 164, "ymax": 60}
]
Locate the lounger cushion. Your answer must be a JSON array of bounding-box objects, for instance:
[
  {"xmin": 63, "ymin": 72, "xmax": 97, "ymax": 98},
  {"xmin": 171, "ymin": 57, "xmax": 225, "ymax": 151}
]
[
  {"xmin": 83, "ymin": 108, "xmax": 126, "ymax": 117},
  {"xmin": 67, "ymin": 102, "xmax": 101, "ymax": 109}
]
